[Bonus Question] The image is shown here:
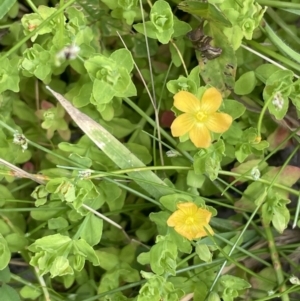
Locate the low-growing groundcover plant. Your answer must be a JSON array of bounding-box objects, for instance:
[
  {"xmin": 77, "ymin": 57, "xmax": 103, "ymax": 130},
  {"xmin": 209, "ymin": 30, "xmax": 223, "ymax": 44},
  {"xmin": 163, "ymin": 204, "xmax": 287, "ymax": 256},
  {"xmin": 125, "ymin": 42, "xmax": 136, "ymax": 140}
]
[{"xmin": 0, "ymin": 0, "xmax": 300, "ymax": 300}]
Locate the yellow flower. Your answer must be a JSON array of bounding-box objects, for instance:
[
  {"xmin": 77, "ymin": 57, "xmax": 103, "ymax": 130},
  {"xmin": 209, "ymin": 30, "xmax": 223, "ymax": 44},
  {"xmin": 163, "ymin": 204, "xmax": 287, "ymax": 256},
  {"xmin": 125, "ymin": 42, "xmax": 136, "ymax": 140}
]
[
  {"xmin": 170, "ymin": 88, "xmax": 232, "ymax": 148},
  {"xmin": 167, "ymin": 202, "xmax": 214, "ymax": 240}
]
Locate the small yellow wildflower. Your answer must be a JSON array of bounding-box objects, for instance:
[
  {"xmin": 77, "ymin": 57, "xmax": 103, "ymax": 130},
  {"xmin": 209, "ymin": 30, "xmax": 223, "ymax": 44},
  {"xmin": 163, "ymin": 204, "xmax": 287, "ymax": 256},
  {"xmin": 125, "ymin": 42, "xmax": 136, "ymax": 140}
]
[
  {"xmin": 167, "ymin": 202, "xmax": 214, "ymax": 240},
  {"xmin": 170, "ymin": 88, "xmax": 232, "ymax": 148}
]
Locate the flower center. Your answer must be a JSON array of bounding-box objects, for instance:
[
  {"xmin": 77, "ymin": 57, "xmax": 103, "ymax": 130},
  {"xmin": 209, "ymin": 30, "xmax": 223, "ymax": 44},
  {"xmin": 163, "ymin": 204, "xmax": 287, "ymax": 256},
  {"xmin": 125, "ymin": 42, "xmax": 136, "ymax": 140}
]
[
  {"xmin": 196, "ymin": 110, "xmax": 208, "ymax": 122},
  {"xmin": 185, "ymin": 216, "xmax": 195, "ymax": 225}
]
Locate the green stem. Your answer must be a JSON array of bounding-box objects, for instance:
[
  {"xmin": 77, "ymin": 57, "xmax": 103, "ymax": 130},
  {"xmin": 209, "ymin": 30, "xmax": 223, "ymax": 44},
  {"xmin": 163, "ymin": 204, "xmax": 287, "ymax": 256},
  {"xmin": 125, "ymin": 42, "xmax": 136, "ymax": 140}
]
[
  {"xmin": 266, "ymin": 8, "xmax": 300, "ymax": 46},
  {"xmin": 263, "ymin": 223, "xmax": 289, "ymax": 301},
  {"xmin": 123, "ymin": 97, "xmax": 194, "ymax": 162},
  {"xmin": 211, "ymin": 234, "xmax": 274, "ymax": 283},
  {"xmin": 219, "ymin": 170, "xmax": 299, "ymax": 197},
  {"xmin": 260, "ymin": 144, "xmax": 300, "ymax": 301},
  {"xmin": 128, "ymin": 105, "xmax": 153, "ymax": 143},
  {"xmin": 124, "ymin": 97, "xmax": 176, "ymax": 147},
  {"xmin": 25, "ymin": 0, "xmax": 39, "ymax": 14},
  {"xmin": 207, "ymin": 204, "xmax": 264, "ymax": 295},
  {"xmin": 0, "ymin": 119, "xmax": 84, "ymax": 168},
  {"xmin": 262, "ymin": 22, "xmax": 300, "ymax": 63},
  {"xmin": 245, "ymin": 40, "xmax": 300, "ymax": 73},
  {"xmin": 257, "ymin": 0, "xmax": 300, "ymax": 9},
  {"xmin": 293, "ymin": 194, "xmax": 300, "ymax": 228},
  {"xmin": 257, "ymin": 96, "xmax": 273, "ymax": 137},
  {"xmin": 59, "ymin": 0, "xmax": 65, "ymax": 49}
]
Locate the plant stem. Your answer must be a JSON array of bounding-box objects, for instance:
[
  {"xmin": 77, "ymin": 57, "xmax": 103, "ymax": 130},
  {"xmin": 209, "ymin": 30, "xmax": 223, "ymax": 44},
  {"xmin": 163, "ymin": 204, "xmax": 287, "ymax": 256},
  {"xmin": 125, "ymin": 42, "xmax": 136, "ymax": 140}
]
[
  {"xmin": 266, "ymin": 8, "xmax": 300, "ymax": 46},
  {"xmin": 261, "ymin": 143, "xmax": 300, "ymax": 301},
  {"xmin": 246, "ymin": 40, "xmax": 300, "ymax": 74},
  {"xmin": 25, "ymin": 0, "xmax": 39, "ymax": 14},
  {"xmin": 59, "ymin": 0, "xmax": 65, "ymax": 49},
  {"xmin": 263, "ymin": 223, "xmax": 289, "ymax": 301},
  {"xmin": 257, "ymin": 0, "xmax": 300, "ymax": 9},
  {"xmin": 219, "ymin": 170, "xmax": 300, "ymax": 197}
]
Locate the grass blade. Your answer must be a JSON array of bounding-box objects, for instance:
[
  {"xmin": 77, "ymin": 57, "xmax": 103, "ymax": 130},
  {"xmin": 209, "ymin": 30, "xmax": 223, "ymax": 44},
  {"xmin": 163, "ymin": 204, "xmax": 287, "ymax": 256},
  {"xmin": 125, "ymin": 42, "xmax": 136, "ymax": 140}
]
[{"xmin": 46, "ymin": 86, "xmax": 173, "ymax": 199}]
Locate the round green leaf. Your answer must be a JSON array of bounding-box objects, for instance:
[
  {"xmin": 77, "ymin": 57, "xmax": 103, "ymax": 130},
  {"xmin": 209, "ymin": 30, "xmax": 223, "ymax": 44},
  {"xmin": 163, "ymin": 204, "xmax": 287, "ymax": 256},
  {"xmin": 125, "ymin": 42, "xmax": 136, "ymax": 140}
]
[{"xmin": 234, "ymin": 71, "xmax": 256, "ymax": 95}]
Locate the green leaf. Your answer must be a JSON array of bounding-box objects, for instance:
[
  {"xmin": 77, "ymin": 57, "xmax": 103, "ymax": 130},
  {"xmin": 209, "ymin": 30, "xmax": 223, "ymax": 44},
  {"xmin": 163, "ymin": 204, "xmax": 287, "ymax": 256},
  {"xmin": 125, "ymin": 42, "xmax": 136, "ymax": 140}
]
[
  {"xmin": 110, "ymin": 48, "xmax": 134, "ymax": 73},
  {"xmin": 188, "ymin": 66, "xmax": 201, "ymax": 88},
  {"xmin": 159, "ymin": 194, "xmax": 193, "ymax": 212},
  {"xmin": 178, "ymin": 1, "xmax": 232, "ymax": 27},
  {"xmin": 74, "ymin": 239, "xmax": 100, "ymax": 267},
  {"xmin": 167, "ymin": 76, "xmax": 197, "ymax": 95},
  {"xmin": 205, "ymin": 154, "xmax": 220, "ymax": 181},
  {"xmin": 220, "ymin": 275, "xmax": 251, "ymax": 290},
  {"xmin": 150, "ymin": 237, "xmax": 177, "ymax": 276},
  {"xmin": 0, "ymin": 284, "xmax": 21, "ymax": 301},
  {"xmin": 98, "ymin": 181, "xmax": 123, "ymax": 211},
  {"xmin": 133, "ymin": 21, "xmax": 157, "ymax": 39},
  {"xmin": 138, "ymin": 273, "xmax": 184, "ymax": 301},
  {"xmin": 28, "ymin": 234, "xmax": 100, "ymax": 277},
  {"xmin": 0, "ymin": 58, "xmax": 20, "ymax": 94},
  {"xmin": 30, "ymin": 201, "xmax": 63, "ymax": 221},
  {"xmin": 5, "ymin": 233, "xmax": 28, "ymax": 253},
  {"xmin": 48, "ymin": 217, "xmax": 69, "ymax": 230},
  {"xmin": 135, "ymin": 0, "xmax": 174, "ymax": 44},
  {"xmin": 80, "ymin": 213, "xmax": 103, "ymax": 246},
  {"xmin": 231, "ymin": 159, "xmax": 268, "ymax": 183},
  {"xmin": 125, "ymin": 143, "xmax": 152, "ymax": 165},
  {"xmin": 187, "ymin": 170, "xmax": 205, "ymax": 188},
  {"xmin": 223, "ymin": 99, "xmax": 246, "ymax": 120},
  {"xmin": 234, "ymin": 71, "xmax": 256, "ymax": 95},
  {"xmin": 0, "ymin": 266, "xmax": 10, "ymax": 282},
  {"xmin": 95, "ymin": 248, "xmax": 119, "ymax": 271},
  {"xmin": 0, "ymin": 234, "xmax": 10, "ymax": 270},
  {"xmin": 136, "ymin": 220, "xmax": 157, "ymax": 242},
  {"xmin": 169, "ymin": 38, "xmax": 185, "ymax": 67},
  {"xmin": 172, "ymin": 18, "xmax": 192, "ymax": 38},
  {"xmin": 92, "ymin": 79, "xmax": 115, "ymax": 104},
  {"xmin": 235, "ymin": 182, "xmax": 265, "ymax": 211},
  {"xmin": 207, "ymin": 291, "xmax": 221, "ymax": 301},
  {"xmin": 273, "ymin": 206, "xmax": 289, "ymax": 233},
  {"xmin": 69, "ymin": 153, "xmax": 92, "ymax": 167},
  {"xmin": 255, "ymin": 64, "xmax": 281, "ymax": 84},
  {"xmin": 150, "ymin": 0, "xmax": 173, "ymax": 32},
  {"xmin": 21, "ymin": 6, "xmax": 62, "ymax": 41},
  {"xmin": 168, "ymin": 228, "xmax": 192, "ymax": 254},
  {"xmin": 20, "ymin": 285, "xmax": 41, "ymax": 300},
  {"xmin": 196, "ymin": 243, "xmax": 212, "ymax": 262},
  {"xmin": 28, "ymin": 233, "xmax": 71, "ymax": 253},
  {"xmin": 263, "ymin": 69, "xmax": 293, "ymax": 120},
  {"xmin": 98, "ymin": 117, "xmax": 136, "ymax": 139},
  {"xmin": 85, "ymin": 50, "xmax": 136, "ymax": 108},
  {"xmin": 0, "ymin": 0, "xmax": 17, "ymax": 19},
  {"xmin": 198, "ymin": 24, "xmax": 236, "ymax": 97}
]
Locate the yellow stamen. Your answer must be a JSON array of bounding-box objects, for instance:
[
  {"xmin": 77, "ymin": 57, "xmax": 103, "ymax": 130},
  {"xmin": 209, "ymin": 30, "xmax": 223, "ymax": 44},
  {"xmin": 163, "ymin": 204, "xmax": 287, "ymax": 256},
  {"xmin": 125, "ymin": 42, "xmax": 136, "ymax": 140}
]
[{"xmin": 196, "ymin": 111, "xmax": 208, "ymax": 122}]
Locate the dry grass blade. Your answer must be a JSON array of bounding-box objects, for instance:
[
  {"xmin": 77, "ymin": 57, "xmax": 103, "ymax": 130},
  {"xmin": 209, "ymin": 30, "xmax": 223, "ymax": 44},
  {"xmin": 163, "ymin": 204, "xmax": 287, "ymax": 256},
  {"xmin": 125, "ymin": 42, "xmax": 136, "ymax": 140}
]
[{"xmin": 46, "ymin": 86, "xmax": 173, "ymax": 200}]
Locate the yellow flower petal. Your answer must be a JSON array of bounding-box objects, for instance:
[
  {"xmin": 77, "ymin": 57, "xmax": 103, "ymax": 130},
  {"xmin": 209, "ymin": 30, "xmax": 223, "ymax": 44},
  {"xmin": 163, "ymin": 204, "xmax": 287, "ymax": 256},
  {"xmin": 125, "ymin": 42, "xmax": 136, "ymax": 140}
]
[
  {"xmin": 174, "ymin": 224, "xmax": 197, "ymax": 240},
  {"xmin": 200, "ymin": 87, "xmax": 222, "ymax": 113},
  {"xmin": 205, "ymin": 112, "xmax": 232, "ymax": 133},
  {"xmin": 167, "ymin": 210, "xmax": 187, "ymax": 227},
  {"xmin": 176, "ymin": 202, "xmax": 198, "ymax": 214},
  {"xmin": 170, "ymin": 113, "xmax": 195, "ymax": 137},
  {"xmin": 189, "ymin": 124, "xmax": 211, "ymax": 148},
  {"xmin": 173, "ymin": 91, "xmax": 201, "ymax": 113}
]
